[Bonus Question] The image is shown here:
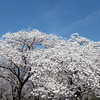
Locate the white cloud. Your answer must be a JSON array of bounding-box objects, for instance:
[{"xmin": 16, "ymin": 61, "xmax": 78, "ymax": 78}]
[
  {"xmin": 41, "ymin": 1, "xmax": 73, "ymax": 20},
  {"xmin": 41, "ymin": 9, "xmax": 57, "ymax": 19},
  {"xmin": 60, "ymin": 10, "xmax": 100, "ymax": 34}
]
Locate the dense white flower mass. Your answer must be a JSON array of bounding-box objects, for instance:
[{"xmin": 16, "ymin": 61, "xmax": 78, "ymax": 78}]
[
  {"xmin": 29, "ymin": 33, "xmax": 100, "ymax": 99},
  {"xmin": 0, "ymin": 29, "xmax": 100, "ymax": 100}
]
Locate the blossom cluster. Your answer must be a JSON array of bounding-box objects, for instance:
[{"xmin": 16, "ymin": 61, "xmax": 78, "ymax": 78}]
[{"xmin": 0, "ymin": 29, "xmax": 100, "ymax": 100}]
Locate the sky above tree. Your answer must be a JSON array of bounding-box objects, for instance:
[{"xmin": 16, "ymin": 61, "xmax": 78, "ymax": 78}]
[{"xmin": 0, "ymin": 0, "xmax": 100, "ymax": 41}]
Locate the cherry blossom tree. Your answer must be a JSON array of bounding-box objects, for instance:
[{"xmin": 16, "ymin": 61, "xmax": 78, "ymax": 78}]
[
  {"xmin": 0, "ymin": 29, "xmax": 63, "ymax": 100},
  {"xmin": 0, "ymin": 29, "xmax": 100, "ymax": 100},
  {"xmin": 30, "ymin": 33, "xmax": 100, "ymax": 100},
  {"xmin": 0, "ymin": 77, "xmax": 14, "ymax": 100}
]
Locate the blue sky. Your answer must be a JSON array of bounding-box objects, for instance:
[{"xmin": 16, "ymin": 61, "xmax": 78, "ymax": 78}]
[{"xmin": 0, "ymin": 0, "xmax": 100, "ymax": 41}]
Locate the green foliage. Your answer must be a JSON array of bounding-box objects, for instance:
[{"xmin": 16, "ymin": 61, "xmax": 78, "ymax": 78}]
[{"xmin": 89, "ymin": 93, "xmax": 100, "ymax": 100}]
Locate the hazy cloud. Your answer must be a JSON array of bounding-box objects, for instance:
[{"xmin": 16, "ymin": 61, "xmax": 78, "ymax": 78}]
[
  {"xmin": 41, "ymin": 9, "xmax": 57, "ymax": 19},
  {"xmin": 60, "ymin": 10, "xmax": 100, "ymax": 34}
]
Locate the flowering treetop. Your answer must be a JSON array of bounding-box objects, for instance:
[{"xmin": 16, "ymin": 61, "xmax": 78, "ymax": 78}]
[
  {"xmin": 0, "ymin": 29, "xmax": 67, "ymax": 99},
  {"xmin": 0, "ymin": 29, "xmax": 100, "ymax": 100},
  {"xmin": 30, "ymin": 33, "xmax": 100, "ymax": 100}
]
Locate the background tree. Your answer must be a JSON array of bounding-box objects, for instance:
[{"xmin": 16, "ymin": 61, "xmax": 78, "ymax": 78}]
[
  {"xmin": 30, "ymin": 33, "xmax": 100, "ymax": 100},
  {"xmin": 0, "ymin": 78, "xmax": 12, "ymax": 100}
]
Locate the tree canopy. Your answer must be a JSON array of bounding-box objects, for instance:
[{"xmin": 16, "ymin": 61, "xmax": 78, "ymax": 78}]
[
  {"xmin": 30, "ymin": 33, "xmax": 100, "ymax": 100},
  {"xmin": 0, "ymin": 29, "xmax": 100, "ymax": 100}
]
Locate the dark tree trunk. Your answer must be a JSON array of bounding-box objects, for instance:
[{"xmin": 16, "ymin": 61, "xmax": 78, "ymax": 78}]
[{"xmin": 18, "ymin": 83, "xmax": 23, "ymax": 100}]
